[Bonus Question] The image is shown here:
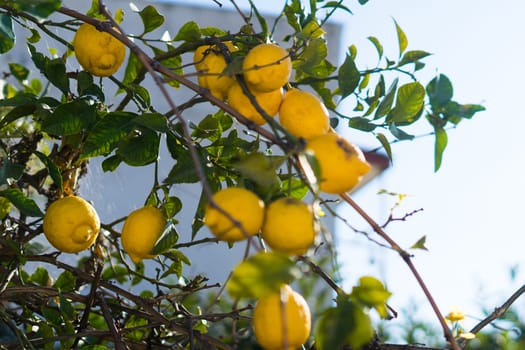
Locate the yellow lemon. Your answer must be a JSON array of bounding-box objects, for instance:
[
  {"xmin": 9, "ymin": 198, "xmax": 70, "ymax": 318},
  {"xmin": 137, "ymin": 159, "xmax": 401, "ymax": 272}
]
[
  {"xmin": 43, "ymin": 195, "xmax": 100, "ymax": 253},
  {"xmin": 253, "ymin": 285, "xmax": 311, "ymax": 350},
  {"xmin": 305, "ymin": 133, "xmax": 371, "ymax": 194},
  {"xmin": 279, "ymin": 89, "xmax": 330, "ymax": 139},
  {"xmin": 73, "ymin": 23, "xmax": 126, "ymax": 77},
  {"xmin": 194, "ymin": 42, "xmax": 237, "ymax": 100},
  {"xmin": 261, "ymin": 198, "xmax": 316, "ymax": 255},
  {"xmin": 121, "ymin": 206, "xmax": 166, "ymax": 264},
  {"xmin": 204, "ymin": 187, "xmax": 264, "ymax": 242},
  {"xmin": 242, "ymin": 43, "xmax": 292, "ymax": 92},
  {"xmin": 227, "ymin": 82, "xmax": 283, "ymax": 125}
]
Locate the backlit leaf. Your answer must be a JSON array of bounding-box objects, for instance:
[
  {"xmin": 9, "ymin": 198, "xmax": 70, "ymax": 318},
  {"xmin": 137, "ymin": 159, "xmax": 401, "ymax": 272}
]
[
  {"xmin": 387, "ymin": 82, "xmax": 425, "ymax": 124},
  {"xmin": 367, "ymin": 36, "xmax": 383, "ymax": 59},
  {"xmin": 394, "ymin": 19, "xmax": 408, "ymax": 57},
  {"xmin": 33, "ymin": 151, "xmax": 63, "ymax": 192},
  {"xmin": 174, "ymin": 21, "xmax": 201, "ymax": 42},
  {"xmin": 227, "ymin": 251, "xmax": 300, "ymax": 299},
  {"xmin": 411, "ymin": 235, "xmax": 429, "ymax": 251},
  {"xmin": 151, "ymin": 224, "xmax": 179, "ymax": 255},
  {"xmin": 375, "ymin": 78, "xmax": 398, "ymax": 119},
  {"xmin": 136, "ymin": 5, "xmax": 164, "ymax": 35},
  {"xmin": 398, "ymin": 50, "xmax": 432, "ymax": 67},
  {"xmin": 0, "ymin": 188, "xmax": 43, "ymax": 217},
  {"xmin": 433, "ymin": 125, "xmax": 448, "ymax": 172},
  {"xmin": 375, "ymin": 133, "xmax": 392, "ymax": 162},
  {"xmin": 0, "ymin": 14, "xmax": 15, "ymax": 53}
]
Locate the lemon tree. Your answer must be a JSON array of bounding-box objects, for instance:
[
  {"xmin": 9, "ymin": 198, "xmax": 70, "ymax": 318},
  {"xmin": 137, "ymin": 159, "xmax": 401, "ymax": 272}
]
[{"xmin": 0, "ymin": 0, "xmax": 489, "ymax": 349}]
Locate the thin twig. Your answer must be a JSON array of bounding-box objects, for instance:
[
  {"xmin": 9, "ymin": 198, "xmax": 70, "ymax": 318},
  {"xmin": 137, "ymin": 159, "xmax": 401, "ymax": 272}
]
[{"xmin": 339, "ymin": 193, "xmax": 459, "ymax": 350}]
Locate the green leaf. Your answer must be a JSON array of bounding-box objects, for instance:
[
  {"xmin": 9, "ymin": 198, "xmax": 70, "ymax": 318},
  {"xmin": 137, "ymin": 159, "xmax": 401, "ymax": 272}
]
[
  {"xmin": 387, "ymin": 82, "xmax": 425, "ymax": 124},
  {"xmin": 174, "ymin": 21, "xmax": 201, "ymax": 42},
  {"xmin": 0, "ymin": 188, "xmax": 43, "ymax": 217},
  {"xmin": 122, "ymin": 52, "xmax": 143, "ymax": 86},
  {"xmin": 101, "ymin": 154, "xmax": 122, "ymax": 172},
  {"xmin": 33, "ymin": 151, "xmax": 63, "ymax": 192},
  {"xmin": 398, "ymin": 50, "xmax": 432, "ymax": 67},
  {"xmin": 389, "ymin": 123, "xmax": 414, "ymax": 141},
  {"xmin": 367, "ymin": 36, "xmax": 383, "ymax": 59},
  {"xmin": 164, "ymin": 149, "xmax": 200, "ymax": 184},
  {"xmin": 321, "ymin": 2, "xmax": 353, "ymax": 15},
  {"xmin": 151, "ymin": 224, "xmax": 179, "ymax": 255},
  {"xmin": 192, "ymin": 112, "xmax": 233, "ymax": 142},
  {"xmin": 280, "ymin": 177, "xmax": 309, "ymax": 200},
  {"xmin": 42, "ymin": 99, "xmax": 96, "ymax": 136},
  {"xmin": 0, "ymin": 159, "xmax": 24, "ymax": 184},
  {"xmin": 227, "ymin": 251, "xmax": 300, "ymax": 299},
  {"xmin": 315, "ymin": 299, "xmax": 374, "ymax": 350},
  {"xmin": 133, "ymin": 113, "xmax": 168, "ymax": 132},
  {"xmin": 374, "ymin": 78, "xmax": 398, "ymax": 119},
  {"xmin": 80, "ymin": 112, "xmax": 135, "ymax": 159},
  {"xmin": 53, "ymin": 270, "xmax": 76, "ymax": 292},
  {"xmin": 0, "ymin": 14, "xmax": 14, "ymax": 53},
  {"xmin": 0, "ymin": 103, "xmax": 37, "ymax": 130},
  {"xmin": 427, "ymin": 74, "xmax": 453, "ymax": 108},
  {"xmin": 375, "ymin": 133, "xmax": 392, "ymax": 162},
  {"xmin": 433, "ymin": 125, "xmax": 448, "ymax": 172},
  {"xmin": 348, "ymin": 117, "xmax": 377, "ymax": 131},
  {"xmin": 444, "ymin": 102, "xmax": 485, "ymax": 123},
  {"xmin": 295, "ymin": 38, "xmax": 327, "ymax": 77},
  {"xmin": 394, "ymin": 19, "xmax": 408, "ymax": 57},
  {"xmin": 9, "ymin": 63, "xmax": 29, "ymax": 81},
  {"xmin": 117, "ymin": 126, "xmax": 160, "ymax": 166},
  {"xmin": 338, "ymin": 54, "xmax": 360, "ymax": 100},
  {"xmin": 411, "ymin": 235, "xmax": 429, "ymax": 251},
  {"xmin": 232, "ymin": 153, "xmax": 283, "ymax": 191},
  {"xmin": 136, "ymin": 5, "xmax": 164, "ymax": 35},
  {"xmin": 44, "ymin": 58, "xmax": 69, "ymax": 95},
  {"xmin": 351, "ymin": 276, "xmax": 392, "ymax": 311},
  {"xmin": 248, "ymin": 0, "xmax": 268, "ymax": 37},
  {"xmin": 163, "ymin": 196, "xmax": 183, "ymax": 218},
  {"xmin": 13, "ymin": 0, "xmax": 62, "ymax": 18},
  {"xmin": 59, "ymin": 293, "xmax": 75, "ymax": 320},
  {"xmin": 30, "ymin": 267, "xmax": 51, "ymax": 286}
]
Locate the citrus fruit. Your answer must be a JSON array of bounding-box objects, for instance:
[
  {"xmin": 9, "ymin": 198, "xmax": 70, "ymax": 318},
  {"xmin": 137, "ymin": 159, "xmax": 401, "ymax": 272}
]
[
  {"xmin": 279, "ymin": 89, "xmax": 330, "ymax": 139},
  {"xmin": 261, "ymin": 198, "xmax": 316, "ymax": 255},
  {"xmin": 227, "ymin": 82, "xmax": 283, "ymax": 125},
  {"xmin": 253, "ymin": 285, "xmax": 311, "ymax": 350},
  {"xmin": 73, "ymin": 23, "xmax": 126, "ymax": 77},
  {"xmin": 121, "ymin": 206, "xmax": 167, "ymax": 264},
  {"xmin": 43, "ymin": 195, "xmax": 100, "ymax": 253},
  {"xmin": 305, "ymin": 133, "xmax": 371, "ymax": 194},
  {"xmin": 242, "ymin": 43, "xmax": 292, "ymax": 92},
  {"xmin": 204, "ymin": 187, "xmax": 264, "ymax": 242},
  {"xmin": 194, "ymin": 42, "xmax": 237, "ymax": 100}
]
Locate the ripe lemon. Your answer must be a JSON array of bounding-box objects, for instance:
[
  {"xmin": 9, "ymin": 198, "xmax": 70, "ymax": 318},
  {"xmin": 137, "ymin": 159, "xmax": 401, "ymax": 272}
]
[
  {"xmin": 261, "ymin": 198, "xmax": 316, "ymax": 256},
  {"xmin": 194, "ymin": 42, "xmax": 237, "ymax": 100},
  {"xmin": 305, "ymin": 133, "xmax": 371, "ymax": 194},
  {"xmin": 242, "ymin": 43, "xmax": 292, "ymax": 92},
  {"xmin": 121, "ymin": 206, "xmax": 167, "ymax": 264},
  {"xmin": 227, "ymin": 82, "xmax": 283, "ymax": 125},
  {"xmin": 279, "ymin": 89, "xmax": 330, "ymax": 139},
  {"xmin": 73, "ymin": 23, "xmax": 126, "ymax": 77},
  {"xmin": 43, "ymin": 195, "xmax": 100, "ymax": 253},
  {"xmin": 253, "ymin": 285, "xmax": 311, "ymax": 350},
  {"xmin": 204, "ymin": 187, "xmax": 264, "ymax": 242}
]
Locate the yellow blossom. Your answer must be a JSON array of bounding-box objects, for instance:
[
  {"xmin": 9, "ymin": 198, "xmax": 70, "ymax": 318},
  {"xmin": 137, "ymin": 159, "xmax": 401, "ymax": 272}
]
[{"xmin": 445, "ymin": 308, "xmax": 465, "ymax": 322}]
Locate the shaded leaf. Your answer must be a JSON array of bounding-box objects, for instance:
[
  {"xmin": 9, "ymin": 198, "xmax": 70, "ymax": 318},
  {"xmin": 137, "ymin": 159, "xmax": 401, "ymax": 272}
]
[
  {"xmin": 45, "ymin": 58, "xmax": 69, "ymax": 95},
  {"xmin": 133, "ymin": 113, "xmax": 168, "ymax": 132},
  {"xmin": 53, "ymin": 270, "xmax": 76, "ymax": 292},
  {"xmin": 14, "ymin": 0, "xmax": 62, "ymax": 18},
  {"xmin": 374, "ymin": 78, "xmax": 398, "ymax": 119},
  {"xmin": 42, "ymin": 99, "xmax": 96, "ymax": 136},
  {"xmin": 398, "ymin": 50, "xmax": 432, "ymax": 67},
  {"xmin": 338, "ymin": 54, "xmax": 360, "ymax": 100},
  {"xmin": 389, "ymin": 123, "xmax": 414, "ymax": 141},
  {"xmin": 0, "ymin": 103, "xmax": 37, "ymax": 129},
  {"xmin": 232, "ymin": 153, "xmax": 283, "ymax": 191},
  {"xmin": 348, "ymin": 117, "xmax": 376, "ymax": 131},
  {"xmin": 227, "ymin": 251, "xmax": 300, "ymax": 299},
  {"xmin": 151, "ymin": 224, "xmax": 179, "ymax": 255},
  {"xmin": 33, "ymin": 151, "xmax": 63, "ymax": 192},
  {"xmin": 427, "ymin": 74, "xmax": 453, "ymax": 108},
  {"xmin": 0, "ymin": 160, "xmax": 24, "ymax": 184},
  {"xmin": 117, "ymin": 127, "xmax": 160, "ymax": 166}
]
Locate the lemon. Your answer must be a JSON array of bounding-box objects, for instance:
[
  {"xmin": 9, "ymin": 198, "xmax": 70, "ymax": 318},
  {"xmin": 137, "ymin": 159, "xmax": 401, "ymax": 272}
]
[
  {"xmin": 194, "ymin": 42, "xmax": 237, "ymax": 100},
  {"xmin": 242, "ymin": 43, "xmax": 292, "ymax": 92},
  {"xmin": 305, "ymin": 133, "xmax": 371, "ymax": 194},
  {"xmin": 204, "ymin": 187, "xmax": 264, "ymax": 242},
  {"xmin": 121, "ymin": 206, "xmax": 167, "ymax": 264},
  {"xmin": 253, "ymin": 285, "xmax": 311, "ymax": 350},
  {"xmin": 73, "ymin": 23, "xmax": 126, "ymax": 77},
  {"xmin": 279, "ymin": 89, "xmax": 330, "ymax": 139},
  {"xmin": 261, "ymin": 198, "xmax": 316, "ymax": 256},
  {"xmin": 43, "ymin": 195, "xmax": 100, "ymax": 253},
  {"xmin": 227, "ymin": 82, "xmax": 283, "ymax": 125}
]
